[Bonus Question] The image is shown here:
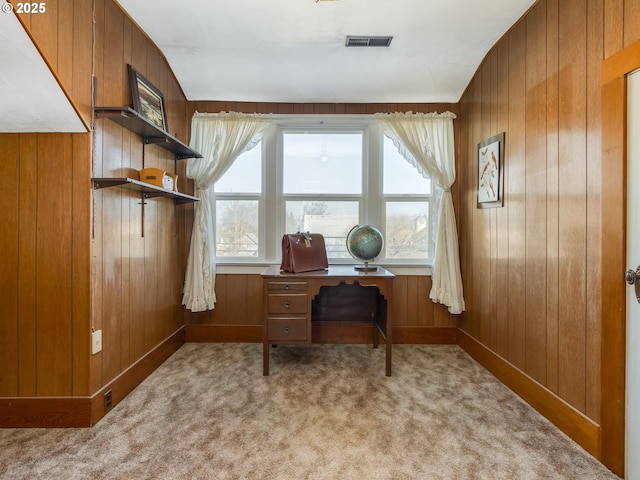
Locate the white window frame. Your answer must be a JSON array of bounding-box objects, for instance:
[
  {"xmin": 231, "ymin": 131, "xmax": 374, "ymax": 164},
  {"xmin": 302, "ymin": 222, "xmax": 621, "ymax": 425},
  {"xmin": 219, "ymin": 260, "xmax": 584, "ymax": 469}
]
[
  {"xmin": 279, "ymin": 124, "xmax": 366, "ymax": 264},
  {"xmin": 214, "ymin": 115, "xmax": 434, "ymax": 274},
  {"xmin": 212, "ymin": 140, "xmax": 267, "ymax": 262}
]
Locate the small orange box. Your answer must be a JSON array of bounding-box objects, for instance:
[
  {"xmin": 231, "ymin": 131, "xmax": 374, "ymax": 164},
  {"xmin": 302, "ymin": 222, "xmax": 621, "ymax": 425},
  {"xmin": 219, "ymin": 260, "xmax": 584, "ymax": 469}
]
[{"xmin": 139, "ymin": 167, "xmax": 166, "ymax": 188}]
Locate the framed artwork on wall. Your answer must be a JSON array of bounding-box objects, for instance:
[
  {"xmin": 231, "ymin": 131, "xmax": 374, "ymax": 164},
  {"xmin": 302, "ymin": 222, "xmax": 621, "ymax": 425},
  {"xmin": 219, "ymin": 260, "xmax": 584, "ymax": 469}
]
[
  {"xmin": 127, "ymin": 64, "xmax": 168, "ymax": 132},
  {"xmin": 477, "ymin": 132, "xmax": 505, "ymax": 208}
]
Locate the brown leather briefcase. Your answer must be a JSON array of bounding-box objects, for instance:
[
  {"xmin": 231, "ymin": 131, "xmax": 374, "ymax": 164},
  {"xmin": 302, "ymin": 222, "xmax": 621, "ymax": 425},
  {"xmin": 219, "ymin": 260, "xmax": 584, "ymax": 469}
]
[{"xmin": 280, "ymin": 232, "xmax": 329, "ymax": 273}]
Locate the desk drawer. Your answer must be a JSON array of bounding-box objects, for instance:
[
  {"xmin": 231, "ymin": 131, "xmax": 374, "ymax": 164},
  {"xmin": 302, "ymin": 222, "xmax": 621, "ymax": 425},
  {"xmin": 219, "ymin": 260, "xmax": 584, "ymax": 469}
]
[
  {"xmin": 268, "ymin": 294, "xmax": 307, "ymax": 314},
  {"xmin": 267, "ymin": 281, "xmax": 307, "ymax": 292},
  {"xmin": 268, "ymin": 317, "xmax": 308, "ymax": 341}
]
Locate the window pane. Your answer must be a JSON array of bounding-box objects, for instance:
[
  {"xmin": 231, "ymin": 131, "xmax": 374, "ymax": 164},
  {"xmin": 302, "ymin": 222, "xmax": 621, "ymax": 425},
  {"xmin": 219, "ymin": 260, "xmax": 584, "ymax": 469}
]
[
  {"xmin": 285, "ymin": 201, "xmax": 359, "ymax": 258},
  {"xmin": 215, "ymin": 142, "xmax": 261, "ymax": 193},
  {"xmin": 283, "ymin": 133, "xmax": 362, "ymax": 194},
  {"xmin": 216, "ymin": 200, "xmax": 259, "ymax": 257},
  {"xmin": 383, "ymin": 136, "xmax": 431, "ymax": 195},
  {"xmin": 385, "ymin": 201, "xmax": 429, "ymax": 259}
]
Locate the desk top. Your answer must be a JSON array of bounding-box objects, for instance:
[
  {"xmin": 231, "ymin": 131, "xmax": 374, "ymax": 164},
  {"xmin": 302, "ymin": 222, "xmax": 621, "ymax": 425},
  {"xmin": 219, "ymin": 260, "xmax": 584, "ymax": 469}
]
[{"xmin": 261, "ymin": 264, "xmax": 395, "ymax": 279}]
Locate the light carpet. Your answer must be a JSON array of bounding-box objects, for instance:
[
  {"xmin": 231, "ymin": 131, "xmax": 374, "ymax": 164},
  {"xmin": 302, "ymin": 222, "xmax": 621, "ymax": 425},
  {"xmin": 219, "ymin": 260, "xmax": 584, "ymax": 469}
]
[{"xmin": 0, "ymin": 343, "xmax": 620, "ymax": 479}]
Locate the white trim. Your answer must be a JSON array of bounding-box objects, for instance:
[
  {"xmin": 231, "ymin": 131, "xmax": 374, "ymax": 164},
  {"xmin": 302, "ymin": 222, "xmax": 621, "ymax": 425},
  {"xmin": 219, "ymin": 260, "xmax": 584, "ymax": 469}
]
[{"xmin": 216, "ymin": 264, "xmax": 433, "ymax": 276}]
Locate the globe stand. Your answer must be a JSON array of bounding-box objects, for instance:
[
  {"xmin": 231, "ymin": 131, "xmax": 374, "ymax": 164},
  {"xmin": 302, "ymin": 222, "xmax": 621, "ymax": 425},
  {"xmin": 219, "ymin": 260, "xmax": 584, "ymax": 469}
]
[{"xmin": 354, "ymin": 261, "xmax": 378, "ymax": 272}]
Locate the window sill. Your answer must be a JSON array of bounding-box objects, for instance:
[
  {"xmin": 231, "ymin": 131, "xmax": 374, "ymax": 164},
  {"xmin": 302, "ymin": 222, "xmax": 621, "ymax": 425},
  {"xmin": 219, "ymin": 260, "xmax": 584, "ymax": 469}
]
[{"xmin": 216, "ymin": 264, "xmax": 432, "ymax": 276}]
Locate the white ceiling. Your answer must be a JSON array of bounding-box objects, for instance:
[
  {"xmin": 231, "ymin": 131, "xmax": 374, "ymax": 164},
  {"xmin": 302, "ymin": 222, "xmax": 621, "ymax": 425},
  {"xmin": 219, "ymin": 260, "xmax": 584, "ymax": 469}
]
[
  {"xmin": 0, "ymin": 12, "xmax": 86, "ymax": 133},
  {"xmin": 116, "ymin": 0, "xmax": 536, "ymax": 104},
  {"xmin": 0, "ymin": 1, "xmax": 536, "ymax": 133}
]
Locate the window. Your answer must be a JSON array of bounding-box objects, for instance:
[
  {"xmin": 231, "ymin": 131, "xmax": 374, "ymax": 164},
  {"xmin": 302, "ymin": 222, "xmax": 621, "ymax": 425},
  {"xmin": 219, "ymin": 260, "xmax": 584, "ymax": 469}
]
[
  {"xmin": 214, "ymin": 142, "xmax": 262, "ymax": 258},
  {"xmin": 283, "ymin": 131, "xmax": 362, "ymax": 258},
  {"xmin": 383, "ymin": 136, "xmax": 431, "ymax": 260},
  {"xmin": 212, "ymin": 117, "xmax": 433, "ymax": 266}
]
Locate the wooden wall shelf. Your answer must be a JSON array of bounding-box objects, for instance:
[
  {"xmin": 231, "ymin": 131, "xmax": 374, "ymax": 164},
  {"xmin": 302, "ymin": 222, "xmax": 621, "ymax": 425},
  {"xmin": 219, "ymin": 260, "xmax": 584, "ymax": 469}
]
[
  {"xmin": 94, "ymin": 107, "xmax": 202, "ymax": 160},
  {"xmin": 92, "ymin": 177, "xmax": 199, "ymax": 204}
]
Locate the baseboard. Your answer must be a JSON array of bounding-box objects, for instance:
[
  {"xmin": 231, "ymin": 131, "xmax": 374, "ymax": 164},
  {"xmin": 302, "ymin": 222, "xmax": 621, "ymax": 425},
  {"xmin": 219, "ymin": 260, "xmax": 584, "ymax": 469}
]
[
  {"xmin": 457, "ymin": 330, "xmax": 601, "ymax": 459},
  {"xmin": 0, "ymin": 328, "xmax": 185, "ymax": 428},
  {"xmin": 0, "ymin": 396, "xmax": 93, "ymax": 428},
  {"xmin": 185, "ymin": 324, "xmax": 262, "ymax": 343},
  {"xmin": 393, "ymin": 326, "xmax": 458, "ymax": 344}
]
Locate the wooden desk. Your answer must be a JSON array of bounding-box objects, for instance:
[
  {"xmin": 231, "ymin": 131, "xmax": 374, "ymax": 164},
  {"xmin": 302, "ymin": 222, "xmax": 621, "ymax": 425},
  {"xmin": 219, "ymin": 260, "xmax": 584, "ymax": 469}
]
[{"xmin": 261, "ymin": 265, "xmax": 395, "ymax": 376}]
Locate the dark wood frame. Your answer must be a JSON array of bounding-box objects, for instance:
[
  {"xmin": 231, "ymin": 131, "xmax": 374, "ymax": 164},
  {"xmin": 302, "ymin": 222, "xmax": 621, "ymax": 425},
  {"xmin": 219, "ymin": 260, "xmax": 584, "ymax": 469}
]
[
  {"xmin": 127, "ymin": 64, "xmax": 168, "ymax": 132},
  {"xmin": 599, "ymin": 38, "xmax": 640, "ymax": 477},
  {"xmin": 477, "ymin": 132, "xmax": 505, "ymax": 209}
]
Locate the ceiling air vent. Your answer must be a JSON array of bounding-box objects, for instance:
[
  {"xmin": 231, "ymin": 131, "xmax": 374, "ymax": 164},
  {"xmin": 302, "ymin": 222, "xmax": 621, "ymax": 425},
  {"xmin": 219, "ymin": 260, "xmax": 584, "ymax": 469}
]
[{"xmin": 346, "ymin": 36, "xmax": 393, "ymax": 47}]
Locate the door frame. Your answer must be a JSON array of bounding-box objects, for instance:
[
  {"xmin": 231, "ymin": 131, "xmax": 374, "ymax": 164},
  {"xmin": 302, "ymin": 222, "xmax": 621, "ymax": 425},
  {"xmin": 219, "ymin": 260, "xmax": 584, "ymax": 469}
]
[{"xmin": 600, "ymin": 39, "xmax": 640, "ymax": 477}]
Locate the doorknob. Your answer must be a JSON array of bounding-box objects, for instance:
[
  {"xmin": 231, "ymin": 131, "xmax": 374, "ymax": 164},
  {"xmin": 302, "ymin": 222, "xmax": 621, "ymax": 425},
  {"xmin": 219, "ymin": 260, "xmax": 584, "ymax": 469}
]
[{"xmin": 626, "ymin": 266, "xmax": 640, "ymax": 304}]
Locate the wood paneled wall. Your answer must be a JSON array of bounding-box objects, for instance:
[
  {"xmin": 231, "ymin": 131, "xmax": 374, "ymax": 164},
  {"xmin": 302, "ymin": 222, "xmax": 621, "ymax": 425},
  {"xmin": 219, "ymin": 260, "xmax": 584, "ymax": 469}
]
[
  {"xmin": 0, "ymin": 133, "xmax": 92, "ymax": 397},
  {"xmin": 90, "ymin": 0, "xmax": 192, "ymax": 392},
  {"xmin": 0, "ymin": 0, "xmax": 94, "ymax": 398},
  {"xmin": 457, "ymin": 0, "xmax": 640, "ymax": 433},
  {"xmin": 1, "ymin": 0, "xmax": 192, "ymax": 403},
  {"xmin": 185, "ymin": 274, "xmax": 457, "ymax": 343}
]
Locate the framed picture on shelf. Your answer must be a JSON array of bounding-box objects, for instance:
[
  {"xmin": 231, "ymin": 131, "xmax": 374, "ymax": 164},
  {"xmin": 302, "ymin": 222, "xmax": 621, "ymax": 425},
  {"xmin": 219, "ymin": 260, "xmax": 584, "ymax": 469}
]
[
  {"xmin": 477, "ymin": 132, "xmax": 505, "ymax": 209},
  {"xmin": 127, "ymin": 64, "xmax": 168, "ymax": 132}
]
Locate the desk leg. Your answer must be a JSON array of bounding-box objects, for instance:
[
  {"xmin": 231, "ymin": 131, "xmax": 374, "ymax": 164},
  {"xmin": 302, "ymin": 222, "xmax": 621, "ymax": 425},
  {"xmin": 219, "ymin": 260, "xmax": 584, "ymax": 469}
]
[
  {"xmin": 263, "ymin": 341, "xmax": 270, "ymax": 376},
  {"xmin": 372, "ymin": 323, "xmax": 379, "ymax": 349},
  {"xmin": 386, "ymin": 341, "xmax": 392, "ymax": 376}
]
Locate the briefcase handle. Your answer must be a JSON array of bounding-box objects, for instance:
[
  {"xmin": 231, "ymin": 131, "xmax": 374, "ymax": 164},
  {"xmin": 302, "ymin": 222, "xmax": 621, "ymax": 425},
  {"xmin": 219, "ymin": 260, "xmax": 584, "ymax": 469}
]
[{"xmin": 299, "ymin": 231, "xmax": 312, "ymax": 248}]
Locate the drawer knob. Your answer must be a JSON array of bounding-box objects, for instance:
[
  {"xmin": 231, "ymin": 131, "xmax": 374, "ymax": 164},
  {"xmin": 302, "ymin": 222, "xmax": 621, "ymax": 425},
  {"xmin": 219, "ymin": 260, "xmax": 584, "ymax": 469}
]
[
  {"xmin": 284, "ymin": 302, "xmax": 290, "ymax": 309},
  {"xmin": 285, "ymin": 284, "xmax": 291, "ymax": 290},
  {"xmin": 284, "ymin": 327, "xmax": 290, "ymax": 334}
]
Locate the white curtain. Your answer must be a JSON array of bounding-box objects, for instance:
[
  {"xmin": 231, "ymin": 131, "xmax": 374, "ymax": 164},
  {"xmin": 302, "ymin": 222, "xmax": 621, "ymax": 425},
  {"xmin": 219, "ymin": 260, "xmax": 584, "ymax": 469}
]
[
  {"xmin": 182, "ymin": 112, "xmax": 271, "ymax": 312},
  {"xmin": 376, "ymin": 111, "xmax": 465, "ymax": 314}
]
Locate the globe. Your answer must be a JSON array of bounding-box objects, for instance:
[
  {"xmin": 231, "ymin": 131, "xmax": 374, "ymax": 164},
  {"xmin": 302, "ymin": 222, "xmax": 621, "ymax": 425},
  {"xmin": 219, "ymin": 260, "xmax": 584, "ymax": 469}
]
[{"xmin": 346, "ymin": 225, "xmax": 384, "ymax": 271}]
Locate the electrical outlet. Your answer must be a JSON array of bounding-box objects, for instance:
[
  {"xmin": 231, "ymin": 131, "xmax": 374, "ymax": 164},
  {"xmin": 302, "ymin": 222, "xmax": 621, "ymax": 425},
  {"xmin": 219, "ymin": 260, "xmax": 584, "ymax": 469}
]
[{"xmin": 92, "ymin": 330, "xmax": 102, "ymax": 354}]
